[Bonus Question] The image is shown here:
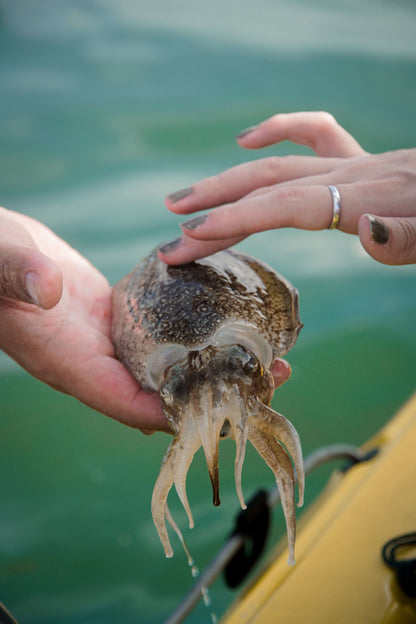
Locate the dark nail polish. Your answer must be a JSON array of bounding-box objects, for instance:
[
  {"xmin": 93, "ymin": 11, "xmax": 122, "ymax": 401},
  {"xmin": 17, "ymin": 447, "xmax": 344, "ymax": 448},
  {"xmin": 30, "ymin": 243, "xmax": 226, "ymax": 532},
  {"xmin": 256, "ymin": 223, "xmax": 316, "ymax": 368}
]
[
  {"xmin": 368, "ymin": 215, "xmax": 390, "ymax": 245},
  {"xmin": 167, "ymin": 187, "xmax": 193, "ymax": 203},
  {"xmin": 158, "ymin": 237, "xmax": 183, "ymax": 255},
  {"xmin": 181, "ymin": 214, "xmax": 207, "ymax": 231},
  {"xmin": 236, "ymin": 125, "xmax": 257, "ymax": 140}
]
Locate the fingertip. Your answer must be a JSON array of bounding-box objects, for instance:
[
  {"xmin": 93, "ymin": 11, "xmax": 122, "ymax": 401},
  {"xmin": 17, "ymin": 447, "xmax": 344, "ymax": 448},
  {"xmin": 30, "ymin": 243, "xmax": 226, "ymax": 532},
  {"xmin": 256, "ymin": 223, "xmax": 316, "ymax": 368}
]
[
  {"xmin": 358, "ymin": 213, "xmax": 391, "ymax": 264},
  {"xmin": 0, "ymin": 246, "xmax": 62, "ymax": 308},
  {"xmin": 37, "ymin": 263, "xmax": 63, "ymax": 309},
  {"xmin": 23, "ymin": 249, "xmax": 63, "ymax": 309},
  {"xmin": 159, "ymin": 233, "xmax": 247, "ymax": 266},
  {"xmin": 180, "ymin": 214, "xmax": 208, "ymax": 235},
  {"xmin": 157, "ymin": 250, "xmax": 181, "ymax": 266},
  {"xmin": 164, "ymin": 197, "xmax": 183, "ymax": 214},
  {"xmin": 236, "ymin": 125, "xmax": 258, "ymax": 143},
  {"xmin": 235, "ymin": 125, "xmax": 264, "ymax": 150},
  {"xmin": 157, "ymin": 237, "xmax": 186, "ymax": 266},
  {"xmin": 165, "ymin": 187, "xmax": 194, "ymax": 212},
  {"xmin": 270, "ymin": 358, "xmax": 292, "ymax": 389},
  {"xmin": 358, "ymin": 214, "xmax": 416, "ymax": 266},
  {"xmin": 357, "ymin": 214, "xmax": 379, "ymax": 260}
]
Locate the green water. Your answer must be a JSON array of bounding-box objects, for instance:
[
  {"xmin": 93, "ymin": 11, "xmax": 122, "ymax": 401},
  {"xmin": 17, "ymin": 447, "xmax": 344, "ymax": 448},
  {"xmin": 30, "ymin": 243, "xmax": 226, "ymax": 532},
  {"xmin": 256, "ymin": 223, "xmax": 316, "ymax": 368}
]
[{"xmin": 1, "ymin": 1, "xmax": 416, "ymax": 622}]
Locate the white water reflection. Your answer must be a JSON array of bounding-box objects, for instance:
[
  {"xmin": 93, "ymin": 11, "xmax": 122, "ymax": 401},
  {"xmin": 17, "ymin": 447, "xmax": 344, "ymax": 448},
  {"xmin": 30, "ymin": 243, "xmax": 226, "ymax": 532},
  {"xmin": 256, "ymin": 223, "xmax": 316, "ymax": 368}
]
[{"xmin": 6, "ymin": 0, "xmax": 416, "ymax": 58}]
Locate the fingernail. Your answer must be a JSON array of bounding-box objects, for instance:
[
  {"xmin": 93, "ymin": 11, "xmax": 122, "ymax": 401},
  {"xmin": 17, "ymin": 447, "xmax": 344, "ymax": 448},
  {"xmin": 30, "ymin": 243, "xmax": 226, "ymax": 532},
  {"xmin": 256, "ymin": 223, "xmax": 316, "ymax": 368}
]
[
  {"xmin": 368, "ymin": 215, "xmax": 390, "ymax": 245},
  {"xmin": 236, "ymin": 125, "xmax": 257, "ymax": 140},
  {"xmin": 167, "ymin": 187, "xmax": 193, "ymax": 203},
  {"xmin": 25, "ymin": 270, "xmax": 40, "ymax": 306},
  {"xmin": 181, "ymin": 214, "xmax": 207, "ymax": 231},
  {"xmin": 158, "ymin": 237, "xmax": 183, "ymax": 255}
]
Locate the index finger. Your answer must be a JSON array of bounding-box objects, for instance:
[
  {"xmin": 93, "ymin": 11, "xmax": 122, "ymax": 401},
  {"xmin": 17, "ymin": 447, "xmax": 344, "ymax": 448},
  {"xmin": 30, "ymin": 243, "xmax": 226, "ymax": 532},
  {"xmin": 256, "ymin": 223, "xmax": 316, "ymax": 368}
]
[{"xmin": 166, "ymin": 155, "xmax": 341, "ymax": 215}]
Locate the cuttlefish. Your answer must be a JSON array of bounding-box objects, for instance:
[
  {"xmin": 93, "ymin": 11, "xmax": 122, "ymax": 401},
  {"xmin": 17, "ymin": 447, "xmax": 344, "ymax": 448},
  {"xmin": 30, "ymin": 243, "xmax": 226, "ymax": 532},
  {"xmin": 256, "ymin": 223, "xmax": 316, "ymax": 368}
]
[{"xmin": 111, "ymin": 248, "xmax": 304, "ymax": 564}]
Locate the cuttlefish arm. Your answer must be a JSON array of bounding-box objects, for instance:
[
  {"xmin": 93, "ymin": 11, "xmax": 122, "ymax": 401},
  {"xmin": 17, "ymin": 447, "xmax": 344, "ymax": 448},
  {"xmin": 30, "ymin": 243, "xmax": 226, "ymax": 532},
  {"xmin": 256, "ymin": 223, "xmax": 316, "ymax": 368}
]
[
  {"xmin": 152, "ymin": 359, "xmax": 303, "ymax": 561},
  {"xmin": 151, "ymin": 424, "xmax": 201, "ymax": 558},
  {"xmin": 249, "ymin": 397, "xmax": 305, "ymax": 507},
  {"xmin": 245, "ymin": 397, "xmax": 304, "ymax": 565},
  {"xmin": 151, "ymin": 387, "xmax": 228, "ymax": 558},
  {"xmin": 223, "ymin": 385, "xmax": 249, "ymax": 510},
  {"xmin": 248, "ymin": 423, "xmax": 297, "ymax": 564}
]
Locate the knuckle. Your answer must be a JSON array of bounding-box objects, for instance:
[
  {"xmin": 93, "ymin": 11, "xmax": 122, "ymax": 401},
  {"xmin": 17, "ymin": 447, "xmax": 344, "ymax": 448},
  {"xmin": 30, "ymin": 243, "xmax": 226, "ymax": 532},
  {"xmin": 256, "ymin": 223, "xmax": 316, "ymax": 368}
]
[
  {"xmin": 315, "ymin": 111, "xmax": 338, "ymax": 133},
  {"xmin": 204, "ymin": 173, "xmax": 227, "ymax": 201},
  {"xmin": 0, "ymin": 258, "xmax": 19, "ymax": 299},
  {"xmin": 263, "ymin": 155, "xmax": 284, "ymax": 178},
  {"xmin": 275, "ymin": 185, "xmax": 305, "ymax": 202},
  {"xmin": 394, "ymin": 166, "xmax": 416, "ymax": 188},
  {"xmin": 205, "ymin": 172, "xmax": 221, "ymax": 189},
  {"xmin": 262, "ymin": 155, "xmax": 298, "ymax": 183},
  {"xmin": 270, "ymin": 113, "xmax": 286, "ymax": 125},
  {"xmin": 394, "ymin": 218, "xmax": 416, "ymax": 257}
]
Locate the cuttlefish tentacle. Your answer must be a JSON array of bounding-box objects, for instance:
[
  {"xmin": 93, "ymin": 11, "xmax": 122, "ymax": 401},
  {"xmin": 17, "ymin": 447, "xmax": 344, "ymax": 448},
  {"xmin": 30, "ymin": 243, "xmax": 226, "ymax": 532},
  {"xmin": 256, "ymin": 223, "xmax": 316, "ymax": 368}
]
[
  {"xmin": 151, "ymin": 426, "xmax": 201, "ymax": 558},
  {"xmin": 191, "ymin": 389, "xmax": 225, "ymax": 507},
  {"xmin": 250, "ymin": 398, "xmax": 305, "ymax": 507},
  {"xmin": 226, "ymin": 388, "xmax": 249, "ymax": 509},
  {"xmin": 247, "ymin": 423, "xmax": 297, "ymax": 564},
  {"xmin": 153, "ymin": 384, "xmax": 254, "ymax": 557},
  {"xmin": 151, "ymin": 438, "xmax": 177, "ymax": 558},
  {"xmin": 165, "ymin": 504, "xmax": 183, "ymax": 538},
  {"xmin": 172, "ymin": 422, "xmax": 201, "ymax": 530}
]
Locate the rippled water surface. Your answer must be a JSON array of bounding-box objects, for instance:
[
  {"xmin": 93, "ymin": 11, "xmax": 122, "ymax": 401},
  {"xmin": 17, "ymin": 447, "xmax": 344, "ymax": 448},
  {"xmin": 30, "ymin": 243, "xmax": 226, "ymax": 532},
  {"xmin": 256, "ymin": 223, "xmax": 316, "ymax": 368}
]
[{"xmin": 1, "ymin": 1, "xmax": 416, "ymax": 622}]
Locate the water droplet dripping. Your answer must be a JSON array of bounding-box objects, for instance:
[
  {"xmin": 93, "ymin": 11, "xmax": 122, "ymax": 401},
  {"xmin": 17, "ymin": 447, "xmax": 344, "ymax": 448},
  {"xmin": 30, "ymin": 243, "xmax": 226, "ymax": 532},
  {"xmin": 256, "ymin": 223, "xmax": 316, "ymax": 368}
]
[{"xmin": 174, "ymin": 525, "xmax": 218, "ymax": 622}]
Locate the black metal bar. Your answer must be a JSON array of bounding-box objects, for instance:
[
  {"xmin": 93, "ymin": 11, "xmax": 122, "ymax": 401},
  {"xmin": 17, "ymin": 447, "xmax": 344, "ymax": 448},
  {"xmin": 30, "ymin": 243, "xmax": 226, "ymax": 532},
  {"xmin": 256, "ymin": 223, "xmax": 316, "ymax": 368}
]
[{"xmin": 0, "ymin": 603, "xmax": 19, "ymax": 624}]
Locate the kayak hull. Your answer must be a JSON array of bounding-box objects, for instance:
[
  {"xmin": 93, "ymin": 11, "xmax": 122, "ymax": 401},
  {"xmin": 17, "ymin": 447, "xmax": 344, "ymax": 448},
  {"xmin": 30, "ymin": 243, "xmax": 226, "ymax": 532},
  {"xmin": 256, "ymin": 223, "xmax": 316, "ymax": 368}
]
[{"xmin": 222, "ymin": 393, "xmax": 416, "ymax": 624}]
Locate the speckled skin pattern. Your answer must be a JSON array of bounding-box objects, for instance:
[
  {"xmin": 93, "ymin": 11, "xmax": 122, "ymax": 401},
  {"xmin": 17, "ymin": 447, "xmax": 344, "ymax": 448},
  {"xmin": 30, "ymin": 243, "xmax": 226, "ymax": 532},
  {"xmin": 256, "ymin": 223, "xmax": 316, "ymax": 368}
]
[
  {"xmin": 111, "ymin": 247, "xmax": 304, "ymax": 563},
  {"xmin": 112, "ymin": 248, "xmax": 302, "ymax": 390}
]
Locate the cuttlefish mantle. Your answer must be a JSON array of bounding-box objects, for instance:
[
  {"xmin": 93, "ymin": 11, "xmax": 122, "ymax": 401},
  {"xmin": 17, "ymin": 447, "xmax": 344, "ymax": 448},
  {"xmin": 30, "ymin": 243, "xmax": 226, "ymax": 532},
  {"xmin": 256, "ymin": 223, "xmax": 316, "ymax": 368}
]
[{"xmin": 112, "ymin": 248, "xmax": 304, "ymax": 564}]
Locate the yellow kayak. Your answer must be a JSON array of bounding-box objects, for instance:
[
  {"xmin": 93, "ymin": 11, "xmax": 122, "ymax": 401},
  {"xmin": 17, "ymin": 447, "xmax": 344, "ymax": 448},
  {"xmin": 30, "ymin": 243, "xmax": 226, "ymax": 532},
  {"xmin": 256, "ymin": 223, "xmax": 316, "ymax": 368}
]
[{"xmin": 223, "ymin": 393, "xmax": 416, "ymax": 624}]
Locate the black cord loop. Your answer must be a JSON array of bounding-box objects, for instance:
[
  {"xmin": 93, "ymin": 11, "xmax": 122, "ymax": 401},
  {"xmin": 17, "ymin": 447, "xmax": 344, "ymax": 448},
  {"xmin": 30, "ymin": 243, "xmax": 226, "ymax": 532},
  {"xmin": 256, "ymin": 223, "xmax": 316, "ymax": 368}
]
[{"xmin": 382, "ymin": 532, "xmax": 416, "ymax": 598}]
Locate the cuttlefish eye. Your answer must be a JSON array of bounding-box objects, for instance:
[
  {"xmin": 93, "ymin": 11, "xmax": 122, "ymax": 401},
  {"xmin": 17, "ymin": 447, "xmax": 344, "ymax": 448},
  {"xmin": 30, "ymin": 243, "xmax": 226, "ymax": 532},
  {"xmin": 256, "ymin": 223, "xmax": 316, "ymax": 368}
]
[
  {"xmin": 224, "ymin": 345, "xmax": 259, "ymax": 376},
  {"xmin": 160, "ymin": 370, "xmax": 188, "ymax": 406},
  {"xmin": 242, "ymin": 354, "xmax": 259, "ymax": 375}
]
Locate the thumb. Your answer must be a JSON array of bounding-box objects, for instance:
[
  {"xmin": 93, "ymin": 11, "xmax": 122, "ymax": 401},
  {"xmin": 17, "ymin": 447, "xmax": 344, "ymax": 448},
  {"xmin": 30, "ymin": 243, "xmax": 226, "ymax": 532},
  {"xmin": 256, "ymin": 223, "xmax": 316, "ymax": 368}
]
[
  {"xmin": 358, "ymin": 214, "xmax": 416, "ymax": 266},
  {"xmin": 0, "ymin": 244, "xmax": 63, "ymax": 309}
]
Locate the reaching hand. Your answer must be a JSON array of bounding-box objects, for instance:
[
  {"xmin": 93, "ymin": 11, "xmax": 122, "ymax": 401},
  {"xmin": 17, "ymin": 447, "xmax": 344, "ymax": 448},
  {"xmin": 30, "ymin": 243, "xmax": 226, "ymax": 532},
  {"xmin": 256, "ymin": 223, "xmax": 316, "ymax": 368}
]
[
  {"xmin": 0, "ymin": 208, "xmax": 292, "ymax": 433},
  {"xmin": 159, "ymin": 112, "xmax": 416, "ymax": 266}
]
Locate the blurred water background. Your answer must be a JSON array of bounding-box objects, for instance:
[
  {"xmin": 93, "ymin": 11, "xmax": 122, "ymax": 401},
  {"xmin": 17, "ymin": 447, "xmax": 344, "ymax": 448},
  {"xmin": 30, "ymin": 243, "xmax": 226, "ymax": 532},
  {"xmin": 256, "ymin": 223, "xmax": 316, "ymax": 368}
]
[{"xmin": 0, "ymin": 1, "xmax": 415, "ymax": 622}]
